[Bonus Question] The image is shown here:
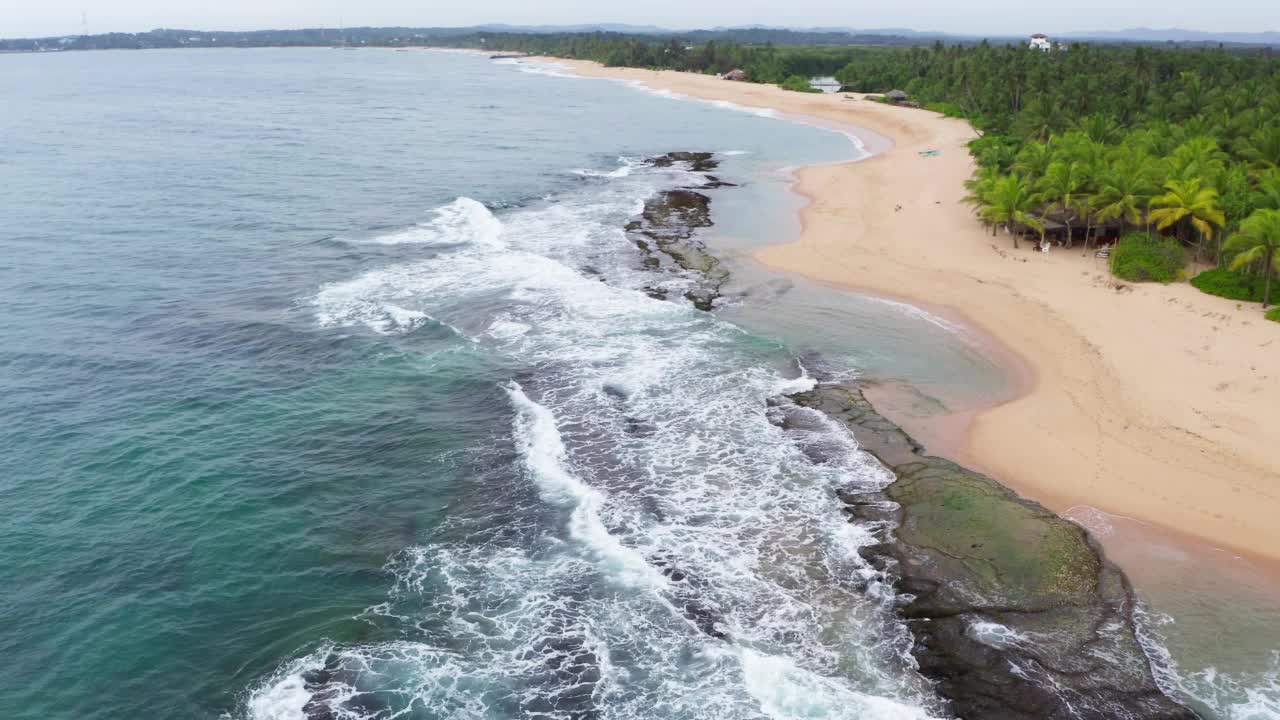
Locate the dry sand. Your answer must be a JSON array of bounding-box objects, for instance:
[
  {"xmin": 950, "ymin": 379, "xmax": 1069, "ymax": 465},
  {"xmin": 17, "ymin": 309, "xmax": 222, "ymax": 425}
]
[{"xmin": 541, "ymin": 58, "xmax": 1280, "ymax": 562}]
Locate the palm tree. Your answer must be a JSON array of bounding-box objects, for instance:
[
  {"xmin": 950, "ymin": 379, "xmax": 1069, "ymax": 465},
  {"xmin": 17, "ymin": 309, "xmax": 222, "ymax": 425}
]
[
  {"xmin": 1254, "ymin": 169, "xmax": 1280, "ymax": 211},
  {"xmin": 963, "ymin": 167, "xmax": 1001, "ymax": 235},
  {"xmin": 1166, "ymin": 136, "xmax": 1228, "ymax": 184},
  {"xmin": 1148, "ymin": 178, "xmax": 1226, "ymax": 260},
  {"xmin": 1172, "ymin": 71, "xmax": 1211, "ymax": 120},
  {"xmin": 1037, "ymin": 161, "xmax": 1086, "ymax": 247},
  {"xmin": 1013, "ymin": 99, "xmax": 1059, "ymax": 142},
  {"xmin": 980, "ymin": 174, "xmax": 1043, "ymax": 249},
  {"xmin": 1011, "ymin": 141, "xmax": 1054, "ymax": 178},
  {"xmin": 1070, "ymin": 113, "xmax": 1122, "ymax": 145},
  {"xmin": 1224, "ymin": 209, "xmax": 1280, "ymax": 307},
  {"xmin": 1127, "ymin": 123, "xmax": 1178, "ymax": 158},
  {"xmin": 1239, "ymin": 126, "xmax": 1280, "ymax": 172},
  {"xmin": 1095, "ymin": 155, "xmax": 1156, "ymax": 235},
  {"xmin": 1073, "ymin": 192, "xmax": 1102, "ymax": 250}
]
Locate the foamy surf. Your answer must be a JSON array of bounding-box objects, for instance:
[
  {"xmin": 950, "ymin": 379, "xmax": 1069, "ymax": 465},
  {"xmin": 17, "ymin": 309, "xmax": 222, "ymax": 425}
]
[
  {"xmin": 572, "ymin": 159, "xmax": 639, "ymax": 179},
  {"xmin": 362, "ymin": 197, "xmax": 503, "ymax": 247},
  {"xmin": 710, "ymin": 99, "xmax": 779, "ymax": 119},
  {"xmin": 254, "ymin": 154, "xmax": 951, "ymax": 719},
  {"xmin": 512, "ymin": 61, "xmax": 582, "ymax": 79},
  {"xmin": 507, "ymin": 380, "xmax": 668, "ymax": 590},
  {"xmin": 740, "ymin": 649, "xmax": 941, "ymax": 720},
  {"xmin": 1136, "ymin": 605, "xmax": 1280, "ymax": 720}
]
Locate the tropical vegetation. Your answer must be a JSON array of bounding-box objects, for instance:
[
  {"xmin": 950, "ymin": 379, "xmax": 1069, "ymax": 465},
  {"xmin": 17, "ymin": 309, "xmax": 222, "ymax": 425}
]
[
  {"xmin": 832, "ymin": 42, "xmax": 1280, "ymax": 309},
  {"xmin": 1109, "ymin": 234, "xmax": 1186, "ymax": 283},
  {"xmin": 1222, "ymin": 208, "xmax": 1280, "ymax": 305}
]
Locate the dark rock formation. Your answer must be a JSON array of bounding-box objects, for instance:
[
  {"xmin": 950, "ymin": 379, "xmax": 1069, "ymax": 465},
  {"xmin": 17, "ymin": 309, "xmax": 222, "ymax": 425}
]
[
  {"xmin": 628, "ymin": 153, "xmax": 733, "ymax": 310},
  {"xmin": 788, "ymin": 383, "xmax": 1197, "ymax": 720},
  {"xmin": 644, "ymin": 151, "xmax": 720, "ymax": 173}
]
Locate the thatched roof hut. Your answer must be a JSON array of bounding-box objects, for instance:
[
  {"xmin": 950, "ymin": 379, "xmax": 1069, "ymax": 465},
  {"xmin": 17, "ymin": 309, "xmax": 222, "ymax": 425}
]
[
  {"xmin": 886, "ymin": 89, "xmax": 909, "ymax": 101},
  {"xmin": 722, "ymin": 69, "xmax": 747, "ymax": 81}
]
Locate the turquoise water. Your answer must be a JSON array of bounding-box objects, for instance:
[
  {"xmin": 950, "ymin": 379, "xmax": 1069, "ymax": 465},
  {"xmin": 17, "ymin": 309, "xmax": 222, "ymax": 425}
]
[
  {"xmin": 0, "ymin": 48, "xmax": 912, "ymax": 719},
  {"xmin": 2, "ymin": 47, "xmax": 1274, "ymax": 720}
]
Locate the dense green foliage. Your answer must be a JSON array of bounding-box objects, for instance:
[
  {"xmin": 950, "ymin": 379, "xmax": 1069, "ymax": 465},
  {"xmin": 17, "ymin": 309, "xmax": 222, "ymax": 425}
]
[
  {"xmin": 781, "ymin": 75, "xmax": 823, "ymax": 92},
  {"xmin": 1267, "ymin": 306, "xmax": 1280, "ymax": 322},
  {"xmin": 1189, "ymin": 267, "xmax": 1272, "ymax": 300},
  {"xmin": 499, "ymin": 36, "xmax": 887, "ymax": 84},
  {"xmin": 1109, "ymin": 233, "xmax": 1187, "ymax": 283},
  {"xmin": 1223, "ymin": 208, "xmax": 1280, "ymax": 304},
  {"xmin": 832, "ymin": 42, "xmax": 1280, "ymax": 136},
  {"xmin": 907, "ymin": 42, "xmax": 1280, "ymax": 303}
]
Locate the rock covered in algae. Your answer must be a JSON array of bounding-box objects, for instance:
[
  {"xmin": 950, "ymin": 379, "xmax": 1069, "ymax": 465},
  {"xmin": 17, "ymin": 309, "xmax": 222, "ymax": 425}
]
[
  {"xmin": 788, "ymin": 384, "xmax": 1198, "ymax": 720},
  {"xmin": 627, "ymin": 153, "xmax": 733, "ymax": 311}
]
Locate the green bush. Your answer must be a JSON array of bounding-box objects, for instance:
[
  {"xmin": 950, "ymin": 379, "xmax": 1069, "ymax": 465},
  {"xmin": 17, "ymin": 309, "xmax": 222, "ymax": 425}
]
[
  {"xmin": 924, "ymin": 101, "xmax": 966, "ymax": 118},
  {"xmin": 1110, "ymin": 233, "xmax": 1186, "ymax": 283},
  {"xmin": 780, "ymin": 75, "xmax": 822, "ymax": 93},
  {"xmin": 1267, "ymin": 306, "xmax": 1280, "ymax": 323},
  {"xmin": 1190, "ymin": 267, "xmax": 1273, "ymax": 302}
]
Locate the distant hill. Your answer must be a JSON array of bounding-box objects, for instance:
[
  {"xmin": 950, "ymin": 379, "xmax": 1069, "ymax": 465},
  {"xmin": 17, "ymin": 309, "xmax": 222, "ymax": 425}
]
[{"xmin": 1060, "ymin": 27, "xmax": 1280, "ymax": 45}]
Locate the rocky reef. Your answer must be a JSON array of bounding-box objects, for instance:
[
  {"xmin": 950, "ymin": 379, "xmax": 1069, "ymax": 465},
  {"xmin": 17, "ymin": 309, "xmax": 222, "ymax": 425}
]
[
  {"xmin": 627, "ymin": 152, "xmax": 733, "ymax": 310},
  {"xmin": 786, "ymin": 383, "xmax": 1198, "ymax": 720}
]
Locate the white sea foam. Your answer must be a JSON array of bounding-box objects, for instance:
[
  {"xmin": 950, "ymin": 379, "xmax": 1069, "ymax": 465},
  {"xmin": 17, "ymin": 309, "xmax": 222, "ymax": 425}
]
[
  {"xmin": 364, "ymin": 197, "xmax": 503, "ymax": 247},
  {"xmin": 572, "ymin": 161, "xmax": 637, "ymax": 179},
  {"xmin": 245, "ymin": 665, "xmax": 312, "ymax": 720},
  {"xmin": 515, "ymin": 61, "xmax": 581, "ymax": 79},
  {"xmin": 966, "ymin": 620, "xmax": 1029, "ymax": 650},
  {"xmin": 842, "ymin": 130, "xmax": 873, "ymax": 161},
  {"xmin": 862, "ymin": 294, "xmax": 965, "ymax": 336},
  {"xmin": 269, "ymin": 153, "xmax": 943, "ymax": 720},
  {"xmin": 507, "ymin": 380, "xmax": 668, "ymax": 590},
  {"xmin": 741, "ymin": 649, "xmax": 941, "ymax": 720},
  {"xmin": 1134, "ymin": 604, "xmax": 1280, "ymax": 720},
  {"xmin": 710, "ymin": 98, "xmax": 779, "ymax": 118}
]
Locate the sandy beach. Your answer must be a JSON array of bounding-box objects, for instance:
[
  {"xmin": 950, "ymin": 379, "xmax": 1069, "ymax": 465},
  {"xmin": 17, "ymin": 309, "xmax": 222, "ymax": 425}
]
[{"xmin": 542, "ymin": 57, "xmax": 1280, "ymax": 563}]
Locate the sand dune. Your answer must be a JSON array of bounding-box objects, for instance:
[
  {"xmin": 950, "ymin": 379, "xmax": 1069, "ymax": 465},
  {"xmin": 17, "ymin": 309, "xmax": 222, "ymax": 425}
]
[{"xmin": 545, "ymin": 58, "xmax": 1280, "ymax": 562}]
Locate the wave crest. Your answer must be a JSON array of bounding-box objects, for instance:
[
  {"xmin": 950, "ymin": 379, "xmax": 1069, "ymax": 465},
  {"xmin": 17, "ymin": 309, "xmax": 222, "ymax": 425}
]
[{"xmin": 366, "ymin": 197, "xmax": 503, "ymax": 247}]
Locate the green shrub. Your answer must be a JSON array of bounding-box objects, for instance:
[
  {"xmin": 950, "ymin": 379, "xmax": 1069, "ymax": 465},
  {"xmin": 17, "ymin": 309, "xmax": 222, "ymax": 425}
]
[
  {"xmin": 780, "ymin": 75, "xmax": 822, "ymax": 93},
  {"xmin": 1110, "ymin": 233, "xmax": 1186, "ymax": 283},
  {"xmin": 1267, "ymin": 306, "xmax": 1280, "ymax": 323},
  {"xmin": 925, "ymin": 101, "xmax": 966, "ymax": 118},
  {"xmin": 1190, "ymin": 267, "xmax": 1272, "ymax": 302}
]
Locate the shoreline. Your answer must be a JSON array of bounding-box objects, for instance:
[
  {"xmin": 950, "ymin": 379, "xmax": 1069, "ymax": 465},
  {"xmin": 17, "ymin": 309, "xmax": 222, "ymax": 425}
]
[{"xmin": 531, "ymin": 56, "xmax": 1280, "ymax": 567}]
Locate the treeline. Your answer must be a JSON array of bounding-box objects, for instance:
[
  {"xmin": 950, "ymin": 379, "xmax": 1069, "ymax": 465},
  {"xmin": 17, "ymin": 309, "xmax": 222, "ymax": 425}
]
[
  {"xmin": 433, "ymin": 33, "xmax": 899, "ymax": 83},
  {"xmin": 0, "ymin": 27, "xmax": 933, "ymax": 54},
  {"xmin": 843, "ymin": 42, "xmax": 1280, "ymax": 306}
]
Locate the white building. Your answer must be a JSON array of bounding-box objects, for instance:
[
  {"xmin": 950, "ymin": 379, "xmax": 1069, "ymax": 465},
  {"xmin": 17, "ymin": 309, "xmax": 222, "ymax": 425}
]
[{"xmin": 1029, "ymin": 33, "xmax": 1052, "ymax": 51}]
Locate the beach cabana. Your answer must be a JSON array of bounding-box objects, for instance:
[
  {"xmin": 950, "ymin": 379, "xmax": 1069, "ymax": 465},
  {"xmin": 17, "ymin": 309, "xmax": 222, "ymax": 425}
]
[
  {"xmin": 722, "ymin": 69, "xmax": 747, "ymax": 81},
  {"xmin": 885, "ymin": 89, "xmax": 909, "ymax": 103},
  {"xmin": 1011, "ymin": 217, "xmax": 1066, "ymax": 245}
]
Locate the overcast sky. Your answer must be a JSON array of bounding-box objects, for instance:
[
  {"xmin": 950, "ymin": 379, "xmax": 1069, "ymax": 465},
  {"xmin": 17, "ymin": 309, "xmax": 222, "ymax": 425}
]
[{"xmin": 1, "ymin": 0, "xmax": 1275, "ymax": 39}]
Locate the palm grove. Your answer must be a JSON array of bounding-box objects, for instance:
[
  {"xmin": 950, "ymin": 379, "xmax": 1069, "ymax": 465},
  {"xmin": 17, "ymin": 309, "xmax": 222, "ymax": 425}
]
[
  {"xmin": 842, "ymin": 42, "xmax": 1280, "ymax": 312},
  {"xmin": 905, "ymin": 42, "xmax": 1280, "ymax": 312}
]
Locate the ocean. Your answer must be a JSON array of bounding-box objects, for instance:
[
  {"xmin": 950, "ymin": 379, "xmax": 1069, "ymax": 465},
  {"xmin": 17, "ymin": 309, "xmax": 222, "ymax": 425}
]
[{"xmin": 0, "ymin": 47, "xmax": 1275, "ymax": 720}]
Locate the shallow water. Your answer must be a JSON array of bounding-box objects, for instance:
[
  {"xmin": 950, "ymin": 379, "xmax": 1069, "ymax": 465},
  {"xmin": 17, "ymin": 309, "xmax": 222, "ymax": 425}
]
[{"xmin": 1, "ymin": 47, "xmax": 1276, "ymax": 720}]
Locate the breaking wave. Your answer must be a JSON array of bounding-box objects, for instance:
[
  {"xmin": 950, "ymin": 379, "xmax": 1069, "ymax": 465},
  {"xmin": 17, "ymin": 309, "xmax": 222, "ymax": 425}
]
[{"xmin": 361, "ymin": 197, "xmax": 503, "ymax": 247}]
